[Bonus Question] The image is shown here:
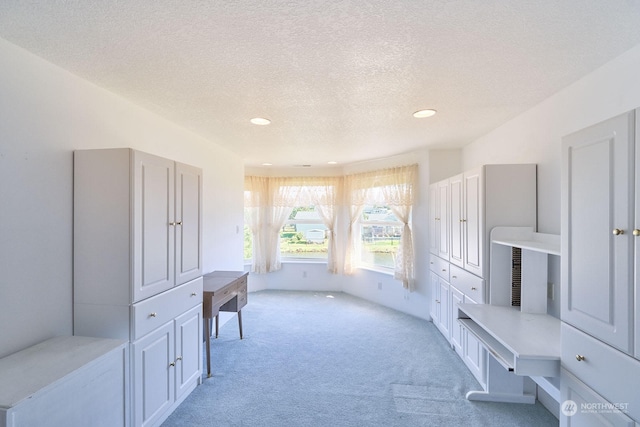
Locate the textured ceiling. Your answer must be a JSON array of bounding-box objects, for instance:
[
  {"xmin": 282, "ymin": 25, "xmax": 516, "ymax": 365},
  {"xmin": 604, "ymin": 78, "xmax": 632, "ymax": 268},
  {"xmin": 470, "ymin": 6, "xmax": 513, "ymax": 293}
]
[{"xmin": 2, "ymin": 1, "xmax": 640, "ymax": 167}]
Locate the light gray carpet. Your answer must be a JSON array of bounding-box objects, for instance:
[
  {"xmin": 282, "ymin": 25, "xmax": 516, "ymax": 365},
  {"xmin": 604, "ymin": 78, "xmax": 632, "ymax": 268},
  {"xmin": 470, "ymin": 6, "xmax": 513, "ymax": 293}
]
[{"xmin": 162, "ymin": 290, "xmax": 558, "ymax": 426}]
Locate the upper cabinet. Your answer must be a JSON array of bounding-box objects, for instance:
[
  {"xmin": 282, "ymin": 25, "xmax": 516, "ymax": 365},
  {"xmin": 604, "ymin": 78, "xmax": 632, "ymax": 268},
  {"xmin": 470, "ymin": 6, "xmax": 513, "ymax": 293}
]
[
  {"xmin": 74, "ymin": 148, "xmax": 203, "ymax": 305},
  {"xmin": 561, "ymin": 110, "xmax": 635, "ymax": 355},
  {"xmin": 429, "ymin": 180, "xmax": 451, "ymax": 260},
  {"xmin": 433, "ymin": 164, "xmax": 537, "ymax": 281}
]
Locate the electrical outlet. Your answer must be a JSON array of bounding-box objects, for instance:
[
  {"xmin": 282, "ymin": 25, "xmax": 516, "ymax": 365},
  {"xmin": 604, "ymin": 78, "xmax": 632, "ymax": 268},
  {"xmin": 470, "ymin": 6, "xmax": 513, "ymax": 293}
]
[{"xmin": 547, "ymin": 282, "xmax": 554, "ymax": 300}]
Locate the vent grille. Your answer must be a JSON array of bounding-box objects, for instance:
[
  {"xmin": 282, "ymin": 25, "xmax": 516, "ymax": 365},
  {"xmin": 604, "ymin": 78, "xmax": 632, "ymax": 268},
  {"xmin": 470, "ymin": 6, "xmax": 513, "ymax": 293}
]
[{"xmin": 511, "ymin": 247, "xmax": 522, "ymax": 307}]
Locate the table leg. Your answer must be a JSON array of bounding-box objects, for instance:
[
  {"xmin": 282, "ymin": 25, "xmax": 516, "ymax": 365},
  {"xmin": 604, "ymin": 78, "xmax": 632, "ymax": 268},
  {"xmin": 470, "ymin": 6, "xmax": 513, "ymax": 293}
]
[
  {"xmin": 215, "ymin": 315, "xmax": 219, "ymax": 338},
  {"xmin": 204, "ymin": 317, "xmax": 211, "ymax": 378},
  {"xmin": 238, "ymin": 310, "xmax": 243, "ymax": 339}
]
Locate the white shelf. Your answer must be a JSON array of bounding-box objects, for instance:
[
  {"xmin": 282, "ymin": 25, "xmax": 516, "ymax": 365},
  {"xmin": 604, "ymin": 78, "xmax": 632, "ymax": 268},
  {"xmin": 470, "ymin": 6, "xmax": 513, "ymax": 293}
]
[
  {"xmin": 491, "ymin": 226, "xmax": 560, "ymax": 255},
  {"xmin": 458, "ymin": 303, "xmax": 561, "ymax": 377}
]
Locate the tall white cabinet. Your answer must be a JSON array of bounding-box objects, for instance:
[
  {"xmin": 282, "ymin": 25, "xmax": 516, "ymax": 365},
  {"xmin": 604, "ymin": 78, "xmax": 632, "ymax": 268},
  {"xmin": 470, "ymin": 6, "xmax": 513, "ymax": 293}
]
[
  {"xmin": 74, "ymin": 148, "xmax": 204, "ymax": 427},
  {"xmin": 561, "ymin": 110, "xmax": 640, "ymax": 425},
  {"xmin": 429, "ymin": 164, "xmax": 537, "ymax": 389}
]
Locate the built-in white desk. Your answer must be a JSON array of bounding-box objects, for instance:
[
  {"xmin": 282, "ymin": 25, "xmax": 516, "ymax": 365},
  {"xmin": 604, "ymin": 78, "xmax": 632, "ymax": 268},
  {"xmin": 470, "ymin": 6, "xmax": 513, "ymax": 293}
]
[
  {"xmin": 458, "ymin": 304, "xmax": 560, "ymax": 377},
  {"xmin": 458, "ymin": 226, "xmax": 561, "ymax": 404}
]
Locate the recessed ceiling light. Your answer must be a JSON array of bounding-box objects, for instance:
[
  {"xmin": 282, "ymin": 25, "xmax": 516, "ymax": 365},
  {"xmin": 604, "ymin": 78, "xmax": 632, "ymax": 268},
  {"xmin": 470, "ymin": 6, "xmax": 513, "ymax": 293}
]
[
  {"xmin": 328, "ymin": 161, "xmax": 338, "ymax": 165},
  {"xmin": 413, "ymin": 109, "xmax": 437, "ymax": 118},
  {"xmin": 250, "ymin": 117, "xmax": 271, "ymax": 125},
  {"xmin": 262, "ymin": 162, "xmax": 273, "ymax": 166}
]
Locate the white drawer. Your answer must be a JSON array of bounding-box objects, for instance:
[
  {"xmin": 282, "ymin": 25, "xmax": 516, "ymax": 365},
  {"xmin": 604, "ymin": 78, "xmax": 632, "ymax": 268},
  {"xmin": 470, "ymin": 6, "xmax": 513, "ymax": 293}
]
[
  {"xmin": 132, "ymin": 277, "xmax": 203, "ymax": 340},
  {"xmin": 562, "ymin": 323, "xmax": 640, "ymax": 422},
  {"xmin": 429, "ymin": 255, "xmax": 450, "ymax": 281},
  {"xmin": 561, "ymin": 369, "xmax": 635, "ymax": 427},
  {"xmin": 449, "ymin": 265, "xmax": 485, "ymax": 303}
]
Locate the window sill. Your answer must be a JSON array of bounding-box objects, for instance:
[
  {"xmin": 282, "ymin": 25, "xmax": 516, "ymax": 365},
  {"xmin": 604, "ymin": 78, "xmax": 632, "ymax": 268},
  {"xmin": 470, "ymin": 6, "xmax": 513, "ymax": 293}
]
[{"xmin": 358, "ymin": 265, "xmax": 394, "ymax": 276}]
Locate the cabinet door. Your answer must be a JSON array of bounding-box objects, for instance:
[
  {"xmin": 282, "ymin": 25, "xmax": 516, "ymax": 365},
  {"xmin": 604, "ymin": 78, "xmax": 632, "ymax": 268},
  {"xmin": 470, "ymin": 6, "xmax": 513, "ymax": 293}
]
[
  {"xmin": 175, "ymin": 162, "xmax": 203, "ymax": 286},
  {"xmin": 437, "ymin": 278, "xmax": 450, "ymax": 339},
  {"xmin": 463, "ymin": 168, "xmax": 483, "ymax": 277},
  {"xmin": 450, "ymin": 285, "xmax": 464, "ymax": 357},
  {"xmin": 174, "ymin": 305, "xmax": 202, "ymax": 400},
  {"xmin": 429, "ymin": 271, "xmax": 440, "ymax": 325},
  {"xmin": 461, "ymin": 295, "xmax": 487, "ymax": 388},
  {"xmin": 450, "ymin": 174, "xmax": 464, "ymax": 268},
  {"xmin": 133, "ymin": 322, "xmax": 175, "ymax": 427},
  {"xmin": 562, "ymin": 110, "xmax": 634, "ymax": 354},
  {"xmin": 429, "ymin": 184, "xmax": 439, "ymax": 255},
  {"xmin": 437, "ymin": 180, "xmax": 450, "ymax": 260},
  {"xmin": 133, "ymin": 151, "xmax": 176, "ymax": 302}
]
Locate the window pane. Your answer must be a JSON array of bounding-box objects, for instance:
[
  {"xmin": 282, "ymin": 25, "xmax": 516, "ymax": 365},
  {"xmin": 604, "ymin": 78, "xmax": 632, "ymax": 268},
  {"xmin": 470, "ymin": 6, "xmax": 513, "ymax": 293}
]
[
  {"xmin": 281, "ymin": 222, "xmax": 328, "ymax": 259},
  {"xmin": 360, "ymin": 224, "xmax": 402, "ymax": 268},
  {"xmin": 362, "ymin": 206, "xmax": 399, "ymax": 222},
  {"xmin": 289, "ymin": 206, "xmax": 320, "ymax": 220}
]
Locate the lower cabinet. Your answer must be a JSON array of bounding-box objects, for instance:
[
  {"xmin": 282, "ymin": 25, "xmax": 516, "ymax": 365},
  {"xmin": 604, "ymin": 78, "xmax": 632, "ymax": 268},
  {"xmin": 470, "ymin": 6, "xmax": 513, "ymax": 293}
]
[
  {"xmin": 133, "ymin": 304, "xmax": 202, "ymax": 427},
  {"xmin": 431, "ymin": 256, "xmax": 487, "ymax": 389},
  {"xmin": 561, "ymin": 370, "xmax": 635, "ymax": 427},
  {"xmin": 432, "ymin": 274, "xmax": 450, "ymax": 338}
]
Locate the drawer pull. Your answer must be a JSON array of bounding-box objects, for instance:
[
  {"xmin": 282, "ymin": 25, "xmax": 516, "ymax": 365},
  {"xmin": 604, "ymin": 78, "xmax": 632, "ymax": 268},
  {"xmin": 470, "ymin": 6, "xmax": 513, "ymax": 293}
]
[
  {"xmin": 575, "ymin": 354, "xmax": 586, "ymax": 362},
  {"xmin": 471, "ymin": 287, "xmax": 477, "ymax": 291},
  {"xmin": 169, "ymin": 362, "xmax": 176, "ymax": 367},
  {"xmin": 435, "ymin": 300, "xmax": 440, "ymax": 304},
  {"xmin": 442, "ymin": 269, "xmax": 446, "ymax": 272},
  {"xmin": 149, "ymin": 312, "xmax": 157, "ymax": 318},
  {"xmin": 191, "ymin": 292, "xmax": 197, "ymax": 297},
  {"xmin": 452, "ymin": 275, "xmax": 457, "ymax": 279}
]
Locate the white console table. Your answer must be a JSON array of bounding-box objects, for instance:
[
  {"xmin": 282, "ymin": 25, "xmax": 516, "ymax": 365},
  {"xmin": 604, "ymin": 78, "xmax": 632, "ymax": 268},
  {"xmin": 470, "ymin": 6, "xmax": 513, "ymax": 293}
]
[{"xmin": 0, "ymin": 336, "xmax": 128, "ymax": 427}]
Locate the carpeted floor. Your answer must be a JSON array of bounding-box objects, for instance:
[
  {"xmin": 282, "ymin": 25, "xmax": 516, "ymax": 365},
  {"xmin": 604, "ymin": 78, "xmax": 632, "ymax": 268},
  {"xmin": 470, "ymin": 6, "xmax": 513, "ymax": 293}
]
[{"xmin": 162, "ymin": 290, "xmax": 558, "ymax": 426}]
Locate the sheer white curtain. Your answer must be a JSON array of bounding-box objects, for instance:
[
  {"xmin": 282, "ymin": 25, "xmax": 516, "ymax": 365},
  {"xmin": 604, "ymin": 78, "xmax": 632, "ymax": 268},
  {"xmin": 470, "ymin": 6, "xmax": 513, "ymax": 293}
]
[
  {"xmin": 245, "ymin": 175, "xmax": 342, "ymax": 274},
  {"xmin": 380, "ymin": 165, "xmax": 417, "ymax": 290},
  {"xmin": 244, "ymin": 176, "xmax": 269, "ymax": 273},
  {"xmin": 299, "ymin": 177, "xmax": 342, "ymax": 274},
  {"xmin": 343, "ymin": 164, "xmax": 418, "ymax": 289}
]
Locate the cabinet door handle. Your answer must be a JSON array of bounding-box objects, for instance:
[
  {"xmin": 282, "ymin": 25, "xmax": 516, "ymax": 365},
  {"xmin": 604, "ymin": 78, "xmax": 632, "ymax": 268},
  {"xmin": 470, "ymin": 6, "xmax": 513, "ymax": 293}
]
[
  {"xmin": 435, "ymin": 300, "xmax": 440, "ymax": 304},
  {"xmin": 169, "ymin": 222, "xmax": 176, "ymax": 226},
  {"xmin": 169, "ymin": 362, "xmax": 176, "ymax": 367},
  {"xmin": 612, "ymin": 228, "xmax": 624, "ymax": 235},
  {"xmin": 633, "ymin": 229, "xmax": 640, "ymax": 236},
  {"xmin": 575, "ymin": 354, "xmax": 586, "ymax": 362},
  {"xmin": 471, "ymin": 287, "xmax": 477, "ymax": 290},
  {"xmin": 176, "ymin": 221, "xmax": 183, "ymax": 225},
  {"xmin": 452, "ymin": 276, "xmax": 457, "ymax": 279},
  {"xmin": 176, "ymin": 356, "xmax": 183, "ymax": 361},
  {"xmin": 149, "ymin": 312, "xmax": 157, "ymax": 318},
  {"xmin": 191, "ymin": 292, "xmax": 197, "ymax": 297}
]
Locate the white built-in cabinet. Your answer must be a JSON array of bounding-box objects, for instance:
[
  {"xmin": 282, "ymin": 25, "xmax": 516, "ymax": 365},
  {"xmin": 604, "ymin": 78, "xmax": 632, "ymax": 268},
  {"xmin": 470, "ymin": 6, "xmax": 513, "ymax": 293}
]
[
  {"xmin": 429, "ymin": 179, "xmax": 450, "ymax": 260},
  {"xmin": 561, "ymin": 110, "xmax": 640, "ymax": 425},
  {"xmin": 429, "ymin": 164, "xmax": 537, "ymax": 395},
  {"xmin": 450, "ymin": 169, "xmax": 484, "ymax": 277},
  {"xmin": 74, "ymin": 148, "xmax": 203, "ymax": 427}
]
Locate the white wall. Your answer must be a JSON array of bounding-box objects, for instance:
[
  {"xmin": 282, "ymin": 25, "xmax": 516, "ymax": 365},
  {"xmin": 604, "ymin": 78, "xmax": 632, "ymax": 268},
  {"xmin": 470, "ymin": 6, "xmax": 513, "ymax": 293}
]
[{"xmin": 0, "ymin": 38, "xmax": 244, "ymax": 358}]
